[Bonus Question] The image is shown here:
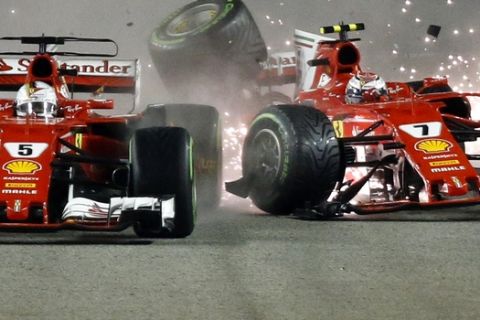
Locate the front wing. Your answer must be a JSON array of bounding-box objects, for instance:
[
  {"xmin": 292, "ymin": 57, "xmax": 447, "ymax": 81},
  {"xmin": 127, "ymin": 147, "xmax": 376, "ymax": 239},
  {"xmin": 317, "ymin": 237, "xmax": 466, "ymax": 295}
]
[{"xmin": 0, "ymin": 196, "xmax": 175, "ymax": 232}]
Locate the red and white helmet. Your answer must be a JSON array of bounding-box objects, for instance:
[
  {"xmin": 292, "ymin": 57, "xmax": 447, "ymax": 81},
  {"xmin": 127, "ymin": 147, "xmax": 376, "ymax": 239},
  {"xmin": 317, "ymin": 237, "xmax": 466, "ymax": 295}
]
[
  {"xmin": 345, "ymin": 72, "xmax": 388, "ymax": 104},
  {"xmin": 16, "ymin": 81, "xmax": 58, "ymax": 117}
]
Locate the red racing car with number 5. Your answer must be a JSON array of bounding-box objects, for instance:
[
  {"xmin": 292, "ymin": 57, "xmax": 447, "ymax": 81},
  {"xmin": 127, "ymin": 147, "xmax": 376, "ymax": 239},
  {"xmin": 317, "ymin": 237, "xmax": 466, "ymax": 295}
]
[{"xmin": 0, "ymin": 35, "xmax": 219, "ymax": 237}]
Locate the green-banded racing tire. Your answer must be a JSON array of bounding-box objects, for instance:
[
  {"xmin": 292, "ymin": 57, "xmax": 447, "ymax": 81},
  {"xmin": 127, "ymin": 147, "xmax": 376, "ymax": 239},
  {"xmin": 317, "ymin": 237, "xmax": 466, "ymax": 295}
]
[
  {"xmin": 140, "ymin": 104, "xmax": 222, "ymax": 209},
  {"xmin": 150, "ymin": 0, "xmax": 267, "ymax": 92},
  {"xmin": 130, "ymin": 127, "xmax": 196, "ymax": 238},
  {"xmin": 242, "ymin": 105, "xmax": 345, "ymax": 214}
]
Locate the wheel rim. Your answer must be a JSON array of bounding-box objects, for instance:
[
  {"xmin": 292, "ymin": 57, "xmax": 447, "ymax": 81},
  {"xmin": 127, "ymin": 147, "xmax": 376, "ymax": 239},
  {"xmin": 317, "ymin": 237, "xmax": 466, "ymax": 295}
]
[
  {"xmin": 251, "ymin": 129, "xmax": 282, "ymax": 185},
  {"xmin": 166, "ymin": 4, "xmax": 220, "ymax": 37}
]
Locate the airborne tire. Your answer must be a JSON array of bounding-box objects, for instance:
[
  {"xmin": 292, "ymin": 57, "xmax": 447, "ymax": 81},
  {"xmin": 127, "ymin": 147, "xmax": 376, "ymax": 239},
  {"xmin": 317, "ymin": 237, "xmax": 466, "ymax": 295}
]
[
  {"xmin": 242, "ymin": 105, "xmax": 345, "ymax": 214},
  {"xmin": 130, "ymin": 127, "xmax": 195, "ymax": 238},
  {"xmin": 150, "ymin": 0, "xmax": 267, "ymax": 92}
]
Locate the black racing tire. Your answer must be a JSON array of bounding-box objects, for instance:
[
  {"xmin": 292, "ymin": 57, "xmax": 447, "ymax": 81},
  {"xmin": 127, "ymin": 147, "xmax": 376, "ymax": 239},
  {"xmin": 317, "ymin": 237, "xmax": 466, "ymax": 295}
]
[
  {"xmin": 140, "ymin": 104, "xmax": 222, "ymax": 209},
  {"xmin": 47, "ymin": 168, "xmax": 70, "ymax": 223},
  {"xmin": 130, "ymin": 127, "xmax": 195, "ymax": 238},
  {"xmin": 149, "ymin": 0, "xmax": 267, "ymax": 87},
  {"xmin": 242, "ymin": 105, "xmax": 345, "ymax": 214}
]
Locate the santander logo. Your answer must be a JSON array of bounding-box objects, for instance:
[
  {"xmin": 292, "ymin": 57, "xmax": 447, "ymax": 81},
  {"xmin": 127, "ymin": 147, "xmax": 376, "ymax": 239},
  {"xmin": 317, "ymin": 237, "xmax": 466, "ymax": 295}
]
[
  {"xmin": 0, "ymin": 58, "xmax": 136, "ymax": 77},
  {"xmin": 58, "ymin": 60, "xmax": 132, "ymax": 75}
]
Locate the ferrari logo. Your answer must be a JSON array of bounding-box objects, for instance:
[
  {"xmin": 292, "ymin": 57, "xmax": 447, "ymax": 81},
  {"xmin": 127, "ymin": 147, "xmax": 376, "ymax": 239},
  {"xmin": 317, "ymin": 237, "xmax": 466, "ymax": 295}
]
[
  {"xmin": 451, "ymin": 176, "xmax": 462, "ymax": 188},
  {"xmin": 333, "ymin": 120, "xmax": 344, "ymax": 138},
  {"xmin": 75, "ymin": 134, "xmax": 83, "ymax": 149},
  {"xmin": 13, "ymin": 200, "xmax": 21, "ymax": 213},
  {"xmin": 27, "ymin": 83, "xmax": 42, "ymax": 96}
]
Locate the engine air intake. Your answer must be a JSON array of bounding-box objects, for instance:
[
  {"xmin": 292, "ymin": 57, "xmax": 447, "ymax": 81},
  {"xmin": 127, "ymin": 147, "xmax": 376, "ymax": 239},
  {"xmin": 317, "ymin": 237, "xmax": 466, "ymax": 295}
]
[{"xmin": 31, "ymin": 57, "xmax": 53, "ymax": 78}]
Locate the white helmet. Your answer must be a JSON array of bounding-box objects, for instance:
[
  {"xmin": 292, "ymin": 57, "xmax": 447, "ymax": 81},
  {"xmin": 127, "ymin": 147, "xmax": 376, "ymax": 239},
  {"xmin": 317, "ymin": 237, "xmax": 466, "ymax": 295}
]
[
  {"xmin": 345, "ymin": 72, "xmax": 388, "ymax": 104},
  {"xmin": 16, "ymin": 81, "xmax": 58, "ymax": 118}
]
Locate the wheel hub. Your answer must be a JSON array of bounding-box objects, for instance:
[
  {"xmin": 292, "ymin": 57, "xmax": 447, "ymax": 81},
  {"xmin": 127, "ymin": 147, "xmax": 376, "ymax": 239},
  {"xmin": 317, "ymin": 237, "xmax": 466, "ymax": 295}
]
[
  {"xmin": 252, "ymin": 129, "xmax": 282, "ymax": 184},
  {"xmin": 166, "ymin": 4, "xmax": 220, "ymax": 37}
]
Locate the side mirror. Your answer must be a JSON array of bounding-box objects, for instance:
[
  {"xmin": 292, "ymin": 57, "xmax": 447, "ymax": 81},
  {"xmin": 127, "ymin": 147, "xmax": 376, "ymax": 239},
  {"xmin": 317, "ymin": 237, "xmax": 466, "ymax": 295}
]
[
  {"xmin": 307, "ymin": 58, "xmax": 330, "ymax": 67},
  {"xmin": 87, "ymin": 99, "xmax": 114, "ymax": 110}
]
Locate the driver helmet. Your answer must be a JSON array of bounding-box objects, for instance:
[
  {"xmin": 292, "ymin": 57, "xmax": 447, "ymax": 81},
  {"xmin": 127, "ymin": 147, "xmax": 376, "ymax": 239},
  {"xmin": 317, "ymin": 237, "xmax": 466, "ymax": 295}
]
[
  {"xmin": 345, "ymin": 72, "xmax": 388, "ymax": 104},
  {"xmin": 16, "ymin": 81, "xmax": 58, "ymax": 118}
]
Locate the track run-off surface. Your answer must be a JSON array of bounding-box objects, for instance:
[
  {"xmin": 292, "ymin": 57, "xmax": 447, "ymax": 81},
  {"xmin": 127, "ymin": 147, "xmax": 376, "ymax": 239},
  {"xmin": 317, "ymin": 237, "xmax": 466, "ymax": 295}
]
[{"xmin": 1, "ymin": 197, "xmax": 480, "ymax": 320}]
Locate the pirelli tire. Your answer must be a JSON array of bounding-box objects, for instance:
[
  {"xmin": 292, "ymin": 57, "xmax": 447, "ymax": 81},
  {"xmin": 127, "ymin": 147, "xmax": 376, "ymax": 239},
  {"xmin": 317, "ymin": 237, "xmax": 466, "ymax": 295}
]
[
  {"xmin": 130, "ymin": 127, "xmax": 196, "ymax": 238},
  {"xmin": 242, "ymin": 105, "xmax": 345, "ymax": 215},
  {"xmin": 141, "ymin": 104, "xmax": 222, "ymax": 209},
  {"xmin": 149, "ymin": 0, "xmax": 267, "ymax": 84}
]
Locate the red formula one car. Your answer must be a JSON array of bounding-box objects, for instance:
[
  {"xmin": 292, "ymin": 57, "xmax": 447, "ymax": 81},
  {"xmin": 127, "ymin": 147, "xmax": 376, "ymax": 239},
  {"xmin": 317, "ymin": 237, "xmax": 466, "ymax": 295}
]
[
  {"xmin": 227, "ymin": 23, "xmax": 480, "ymax": 217},
  {"xmin": 0, "ymin": 35, "xmax": 218, "ymax": 237}
]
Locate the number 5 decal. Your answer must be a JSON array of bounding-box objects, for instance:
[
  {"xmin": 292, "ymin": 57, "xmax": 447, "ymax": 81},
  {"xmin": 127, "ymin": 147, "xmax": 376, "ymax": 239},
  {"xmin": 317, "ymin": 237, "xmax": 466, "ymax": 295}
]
[
  {"xmin": 18, "ymin": 144, "xmax": 33, "ymax": 156},
  {"xmin": 4, "ymin": 143, "xmax": 48, "ymax": 158}
]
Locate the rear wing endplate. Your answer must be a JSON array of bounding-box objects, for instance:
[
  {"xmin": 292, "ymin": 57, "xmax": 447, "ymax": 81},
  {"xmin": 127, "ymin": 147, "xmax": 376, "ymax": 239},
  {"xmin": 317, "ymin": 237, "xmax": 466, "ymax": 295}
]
[
  {"xmin": 257, "ymin": 29, "xmax": 334, "ymax": 92},
  {"xmin": 294, "ymin": 29, "xmax": 334, "ymax": 91}
]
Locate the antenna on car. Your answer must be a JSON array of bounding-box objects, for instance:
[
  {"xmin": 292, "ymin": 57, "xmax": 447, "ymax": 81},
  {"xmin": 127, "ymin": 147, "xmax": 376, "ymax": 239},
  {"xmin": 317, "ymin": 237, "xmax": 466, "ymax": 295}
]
[
  {"xmin": 319, "ymin": 22, "xmax": 365, "ymax": 42},
  {"xmin": 0, "ymin": 36, "xmax": 118, "ymax": 57},
  {"xmin": 39, "ymin": 34, "xmax": 49, "ymax": 54}
]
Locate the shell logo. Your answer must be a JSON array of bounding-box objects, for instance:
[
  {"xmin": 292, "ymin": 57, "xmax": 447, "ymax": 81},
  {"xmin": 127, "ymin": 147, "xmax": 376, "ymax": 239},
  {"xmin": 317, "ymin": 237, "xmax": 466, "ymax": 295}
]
[
  {"xmin": 3, "ymin": 160, "xmax": 41, "ymax": 174},
  {"xmin": 415, "ymin": 139, "xmax": 453, "ymax": 154}
]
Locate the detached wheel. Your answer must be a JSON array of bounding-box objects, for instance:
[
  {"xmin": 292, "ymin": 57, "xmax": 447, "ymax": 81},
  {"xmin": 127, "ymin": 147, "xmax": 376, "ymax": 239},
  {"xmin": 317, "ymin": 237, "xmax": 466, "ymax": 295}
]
[
  {"xmin": 243, "ymin": 105, "xmax": 345, "ymax": 214},
  {"xmin": 140, "ymin": 104, "xmax": 222, "ymax": 209},
  {"xmin": 130, "ymin": 127, "xmax": 195, "ymax": 238},
  {"xmin": 150, "ymin": 0, "xmax": 267, "ymax": 89}
]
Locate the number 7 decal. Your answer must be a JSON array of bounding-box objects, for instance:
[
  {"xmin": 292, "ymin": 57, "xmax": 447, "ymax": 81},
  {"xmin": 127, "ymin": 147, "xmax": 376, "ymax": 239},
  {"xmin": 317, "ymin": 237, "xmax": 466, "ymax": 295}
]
[{"xmin": 399, "ymin": 122, "xmax": 442, "ymax": 138}]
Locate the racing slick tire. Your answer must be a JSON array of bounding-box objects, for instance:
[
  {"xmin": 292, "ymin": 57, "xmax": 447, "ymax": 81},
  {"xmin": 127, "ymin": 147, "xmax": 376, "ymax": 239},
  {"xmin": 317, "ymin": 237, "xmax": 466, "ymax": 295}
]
[
  {"xmin": 149, "ymin": 0, "xmax": 267, "ymax": 93},
  {"xmin": 241, "ymin": 105, "xmax": 345, "ymax": 215},
  {"xmin": 141, "ymin": 104, "xmax": 222, "ymax": 209},
  {"xmin": 130, "ymin": 127, "xmax": 195, "ymax": 238}
]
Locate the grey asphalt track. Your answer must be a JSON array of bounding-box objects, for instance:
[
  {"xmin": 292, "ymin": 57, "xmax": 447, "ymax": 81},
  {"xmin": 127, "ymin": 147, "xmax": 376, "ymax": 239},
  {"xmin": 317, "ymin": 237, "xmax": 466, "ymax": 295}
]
[{"xmin": 1, "ymin": 198, "xmax": 480, "ymax": 320}]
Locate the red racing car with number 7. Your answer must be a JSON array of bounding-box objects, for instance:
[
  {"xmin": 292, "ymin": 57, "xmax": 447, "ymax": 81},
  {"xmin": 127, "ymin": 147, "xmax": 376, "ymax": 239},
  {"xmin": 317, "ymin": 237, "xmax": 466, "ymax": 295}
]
[{"xmin": 227, "ymin": 23, "xmax": 480, "ymax": 217}]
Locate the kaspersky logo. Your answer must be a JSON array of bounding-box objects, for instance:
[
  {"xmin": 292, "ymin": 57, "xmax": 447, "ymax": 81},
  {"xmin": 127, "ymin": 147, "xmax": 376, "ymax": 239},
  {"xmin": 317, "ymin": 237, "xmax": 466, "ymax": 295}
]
[{"xmin": 3, "ymin": 160, "xmax": 42, "ymax": 174}]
